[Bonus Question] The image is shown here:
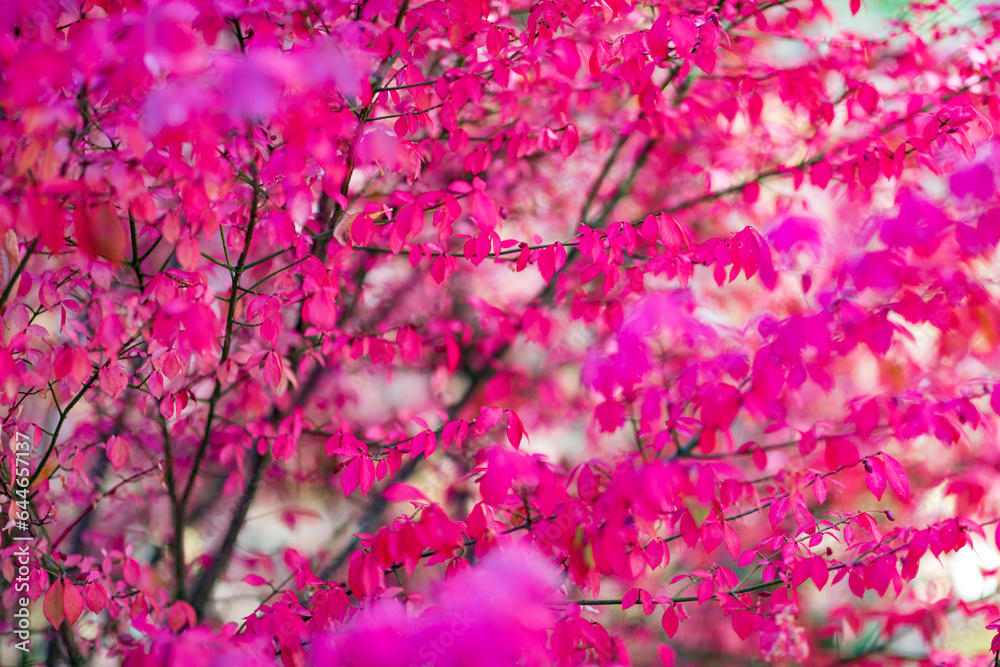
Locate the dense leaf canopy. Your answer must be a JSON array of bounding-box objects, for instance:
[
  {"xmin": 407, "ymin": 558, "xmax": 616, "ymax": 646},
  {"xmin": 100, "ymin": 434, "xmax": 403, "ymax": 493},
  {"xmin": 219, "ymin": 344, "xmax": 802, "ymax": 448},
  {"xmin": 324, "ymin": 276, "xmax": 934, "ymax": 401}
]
[{"xmin": 3, "ymin": 0, "xmax": 1000, "ymax": 664}]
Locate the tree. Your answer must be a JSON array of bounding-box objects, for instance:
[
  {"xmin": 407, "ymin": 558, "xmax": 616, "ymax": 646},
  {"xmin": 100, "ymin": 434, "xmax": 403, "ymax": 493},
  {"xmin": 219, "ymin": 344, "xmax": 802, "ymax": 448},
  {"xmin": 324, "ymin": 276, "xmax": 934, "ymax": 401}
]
[{"xmin": 2, "ymin": 0, "xmax": 1000, "ymax": 663}]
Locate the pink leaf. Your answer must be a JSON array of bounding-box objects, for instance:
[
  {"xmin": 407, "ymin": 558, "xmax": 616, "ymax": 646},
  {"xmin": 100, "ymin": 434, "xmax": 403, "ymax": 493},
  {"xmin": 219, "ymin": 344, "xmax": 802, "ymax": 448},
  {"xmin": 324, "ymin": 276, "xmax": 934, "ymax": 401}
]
[
  {"xmin": 351, "ymin": 215, "xmax": 374, "ymax": 245},
  {"xmin": 537, "ymin": 243, "xmax": 566, "ymax": 282},
  {"xmin": 560, "ymin": 125, "xmax": 579, "ymax": 158},
  {"xmin": 732, "ymin": 611, "xmax": 753, "ymax": 640},
  {"xmin": 814, "ymin": 475, "xmax": 828, "ymax": 505},
  {"xmin": 857, "ymin": 83, "xmax": 879, "ymax": 115},
  {"xmin": 865, "ymin": 458, "xmax": 886, "ymax": 500},
  {"xmin": 84, "ymin": 583, "xmax": 108, "ymax": 614},
  {"xmin": 768, "ymin": 496, "xmax": 789, "ymax": 528},
  {"xmin": 811, "ymin": 556, "xmax": 829, "ymax": 590},
  {"xmin": 262, "ymin": 351, "xmax": 283, "ymax": 389},
  {"xmin": 369, "ymin": 338, "xmax": 396, "ymax": 366},
  {"xmin": 595, "ymin": 400, "xmax": 626, "ymax": 433},
  {"xmin": 167, "ymin": 601, "xmax": 196, "ymax": 632},
  {"xmin": 42, "ymin": 577, "xmax": 83, "ymax": 628},
  {"xmin": 506, "ymin": 410, "xmax": 525, "ymax": 448},
  {"xmin": 359, "ymin": 456, "xmax": 376, "ymax": 497},
  {"xmin": 477, "ymin": 406, "xmax": 506, "ymax": 432},
  {"xmin": 98, "ymin": 363, "xmax": 128, "ymax": 401},
  {"xmin": 243, "ymin": 574, "xmax": 269, "ymax": 586},
  {"xmin": 661, "ymin": 605, "xmax": 679, "ymax": 637},
  {"xmin": 105, "ymin": 435, "xmax": 130, "ymax": 472},
  {"xmin": 723, "ymin": 522, "xmax": 740, "ymax": 560},
  {"xmin": 701, "ymin": 521, "xmax": 723, "ymax": 554},
  {"xmin": 810, "ymin": 160, "xmax": 833, "ymax": 189},
  {"xmin": 383, "ymin": 483, "xmax": 428, "ymax": 503},
  {"xmin": 123, "ymin": 558, "xmax": 141, "ymax": 586},
  {"xmin": 669, "ymin": 14, "xmax": 698, "ymax": 55},
  {"xmin": 658, "ymin": 214, "xmax": 688, "ymax": 253},
  {"xmin": 882, "ymin": 453, "xmax": 909, "ymax": 500},
  {"xmin": 858, "ymin": 154, "xmax": 879, "ymax": 188},
  {"xmin": 62, "ymin": 580, "xmax": 84, "ymax": 626},
  {"xmin": 342, "ymin": 458, "xmax": 361, "ymax": 498},
  {"xmin": 44, "ymin": 579, "xmax": 66, "ymax": 629}
]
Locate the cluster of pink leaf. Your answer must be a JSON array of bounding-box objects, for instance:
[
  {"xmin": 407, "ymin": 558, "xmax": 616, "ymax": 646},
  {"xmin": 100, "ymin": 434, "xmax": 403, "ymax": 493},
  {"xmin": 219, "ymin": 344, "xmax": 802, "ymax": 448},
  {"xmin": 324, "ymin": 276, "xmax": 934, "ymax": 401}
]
[{"xmin": 3, "ymin": 0, "xmax": 1000, "ymax": 665}]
